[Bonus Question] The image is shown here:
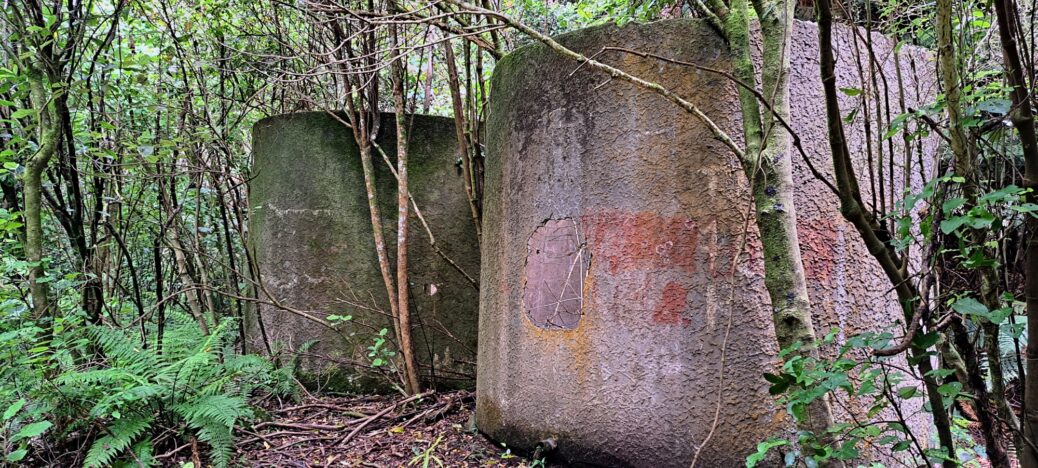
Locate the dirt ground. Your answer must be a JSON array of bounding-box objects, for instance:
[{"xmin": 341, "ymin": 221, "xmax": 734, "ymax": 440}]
[{"xmin": 235, "ymin": 391, "xmax": 534, "ymax": 467}]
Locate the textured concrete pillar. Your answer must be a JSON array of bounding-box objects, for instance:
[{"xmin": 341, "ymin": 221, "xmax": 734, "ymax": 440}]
[
  {"xmin": 248, "ymin": 112, "xmax": 480, "ymax": 390},
  {"xmin": 477, "ymin": 19, "xmax": 936, "ymax": 465}
]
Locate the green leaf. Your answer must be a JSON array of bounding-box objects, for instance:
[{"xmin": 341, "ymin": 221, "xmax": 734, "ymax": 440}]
[
  {"xmin": 892, "ymin": 440, "xmax": 912, "ymax": 451},
  {"xmin": 912, "ymin": 331, "xmax": 940, "ymax": 349},
  {"xmin": 1012, "ymin": 203, "xmax": 1038, "ymax": 214},
  {"xmin": 759, "ymin": 373, "xmax": 788, "ymax": 396},
  {"xmin": 13, "ymin": 420, "xmax": 52, "ymax": 441},
  {"xmin": 965, "ymin": 210, "xmax": 995, "ymax": 229},
  {"xmin": 951, "ymin": 297, "xmax": 988, "ymax": 317},
  {"xmin": 746, "ymin": 439, "xmax": 788, "ymax": 467},
  {"xmin": 926, "ymin": 368, "xmax": 956, "ymax": 379},
  {"xmin": 5, "ymin": 449, "xmax": 28, "ymax": 462},
  {"xmin": 839, "ymin": 87, "xmax": 862, "ymax": 96},
  {"xmin": 989, "ymin": 307, "xmax": 1013, "ymax": 325},
  {"xmin": 941, "ymin": 197, "xmax": 967, "ymax": 213},
  {"xmin": 897, "ymin": 386, "xmax": 917, "ymax": 399},
  {"xmin": 937, "ymin": 382, "xmax": 963, "ymax": 406},
  {"xmin": 11, "ymin": 108, "xmax": 36, "ymax": 119},
  {"xmin": 940, "ymin": 217, "xmax": 968, "ymax": 234},
  {"xmin": 3, "ymin": 398, "xmax": 26, "ymax": 421}
]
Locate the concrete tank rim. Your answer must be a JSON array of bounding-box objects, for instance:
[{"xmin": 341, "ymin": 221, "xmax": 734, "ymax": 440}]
[
  {"xmin": 254, "ymin": 111, "xmax": 457, "ymax": 130},
  {"xmin": 494, "ymin": 18, "xmax": 933, "ymax": 72}
]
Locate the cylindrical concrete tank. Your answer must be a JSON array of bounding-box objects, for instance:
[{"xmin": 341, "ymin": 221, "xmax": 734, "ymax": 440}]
[
  {"xmin": 248, "ymin": 112, "xmax": 480, "ymax": 390},
  {"xmin": 477, "ymin": 19, "xmax": 935, "ymax": 465}
]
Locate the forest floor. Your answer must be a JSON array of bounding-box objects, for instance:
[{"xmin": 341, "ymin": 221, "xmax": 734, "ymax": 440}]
[{"xmin": 231, "ymin": 390, "xmax": 533, "ymax": 467}]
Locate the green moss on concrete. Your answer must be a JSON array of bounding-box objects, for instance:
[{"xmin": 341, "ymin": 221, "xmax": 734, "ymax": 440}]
[{"xmin": 248, "ymin": 112, "xmax": 479, "ymax": 392}]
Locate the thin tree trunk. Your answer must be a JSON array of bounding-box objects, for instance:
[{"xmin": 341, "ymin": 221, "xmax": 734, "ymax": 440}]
[
  {"xmin": 23, "ymin": 66, "xmax": 60, "ymax": 319},
  {"xmin": 934, "ymin": 0, "xmax": 1014, "ymax": 461},
  {"xmin": 161, "ymin": 180, "xmax": 210, "ymax": 335},
  {"xmin": 391, "ymin": 46, "xmax": 422, "ymax": 395},
  {"xmin": 357, "ymin": 134, "xmax": 403, "ymax": 345},
  {"xmin": 715, "ymin": 0, "xmax": 837, "ymax": 441}
]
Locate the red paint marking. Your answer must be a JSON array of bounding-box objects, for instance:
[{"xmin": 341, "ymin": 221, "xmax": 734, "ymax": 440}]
[
  {"xmin": 798, "ymin": 218, "xmax": 838, "ymax": 284},
  {"xmin": 582, "ymin": 211, "xmax": 700, "ymax": 275},
  {"xmin": 652, "ymin": 281, "xmax": 691, "ymax": 327}
]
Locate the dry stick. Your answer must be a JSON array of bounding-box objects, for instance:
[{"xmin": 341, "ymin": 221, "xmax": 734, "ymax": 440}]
[
  {"xmin": 692, "ymin": 15, "xmax": 798, "ymax": 458},
  {"xmin": 333, "ymin": 391, "xmax": 435, "ymax": 447},
  {"xmin": 689, "ymin": 39, "xmax": 801, "ymax": 462},
  {"xmin": 689, "ymin": 194, "xmax": 758, "ymax": 467},
  {"xmin": 443, "ymin": 38, "xmax": 483, "ymax": 241},
  {"xmin": 871, "ymin": 272, "xmax": 929, "ymax": 357},
  {"xmin": 272, "ymin": 403, "xmax": 370, "ymax": 417},
  {"xmin": 141, "ymin": 283, "xmax": 331, "ymax": 330}
]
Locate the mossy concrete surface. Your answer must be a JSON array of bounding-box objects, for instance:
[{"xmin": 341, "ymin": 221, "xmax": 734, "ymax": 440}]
[
  {"xmin": 248, "ymin": 112, "xmax": 479, "ymax": 391},
  {"xmin": 477, "ymin": 19, "xmax": 936, "ymax": 466}
]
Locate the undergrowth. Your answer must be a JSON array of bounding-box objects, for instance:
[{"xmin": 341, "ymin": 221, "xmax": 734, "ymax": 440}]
[{"xmin": 0, "ymin": 304, "xmax": 294, "ymax": 467}]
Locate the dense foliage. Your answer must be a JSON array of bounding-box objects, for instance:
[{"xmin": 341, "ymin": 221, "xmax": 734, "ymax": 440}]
[{"xmin": 0, "ymin": 0, "xmax": 1035, "ymax": 465}]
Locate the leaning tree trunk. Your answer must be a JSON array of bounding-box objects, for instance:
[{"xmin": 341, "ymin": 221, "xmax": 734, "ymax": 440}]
[{"xmin": 815, "ymin": 0, "xmax": 957, "ymax": 462}]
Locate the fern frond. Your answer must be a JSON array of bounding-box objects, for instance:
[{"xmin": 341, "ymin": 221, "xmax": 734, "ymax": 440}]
[
  {"xmin": 197, "ymin": 421, "xmax": 235, "ymax": 468},
  {"xmin": 88, "ymin": 326, "xmax": 159, "ymax": 376},
  {"xmin": 112, "ymin": 439, "xmax": 156, "ymax": 468},
  {"xmin": 175, "ymin": 394, "xmax": 250, "ymax": 468},
  {"xmin": 56, "ymin": 368, "xmax": 144, "ymax": 387},
  {"xmin": 90, "ymin": 384, "xmax": 164, "ymax": 418},
  {"xmin": 175, "ymin": 394, "xmax": 250, "ymax": 429},
  {"xmin": 83, "ymin": 414, "xmax": 153, "ymax": 468}
]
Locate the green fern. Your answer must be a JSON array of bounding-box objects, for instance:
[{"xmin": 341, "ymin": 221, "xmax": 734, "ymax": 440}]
[
  {"xmin": 111, "ymin": 440, "xmax": 156, "ymax": 468},
  {"xmin": 195, "ymin": 419, "xmax": 236, "ymax": 467},
  {"xmin": 176, "ymin": 394, "xmax": 251, "ymax": 429},
  {"xmin": 84, "ymin": 414, "xmax": 153, "ymax": 468},
  {"xmin": 175, "ymin": 394, "xmax": 247, "ymax": 466},
  {"xmin": 53, "ymin": 316, "xmax": 287, "ymax": 467}
]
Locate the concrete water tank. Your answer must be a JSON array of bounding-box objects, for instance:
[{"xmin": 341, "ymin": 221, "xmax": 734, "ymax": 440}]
[
  {"xmin": 476, "ymin": 19, "xmax": 935, "ymax": 465},
  {"xmin": 248, "ymin": 112, "xmax": 480, "ymax": 390}
]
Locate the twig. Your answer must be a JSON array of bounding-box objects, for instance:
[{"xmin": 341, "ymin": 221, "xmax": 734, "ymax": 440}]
[{"xmin": 333, "ymin": 391, "xmax": 435, "ymax": 446}]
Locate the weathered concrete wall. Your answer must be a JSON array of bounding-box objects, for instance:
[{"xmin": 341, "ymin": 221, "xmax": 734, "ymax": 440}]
[
  {"xmin": 477, "ymin": 19, "xmax": 936, "ymax": 466},
  {"xmin": 248, "ymin": 112, "xmax": 480, "ymax": 390}
]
